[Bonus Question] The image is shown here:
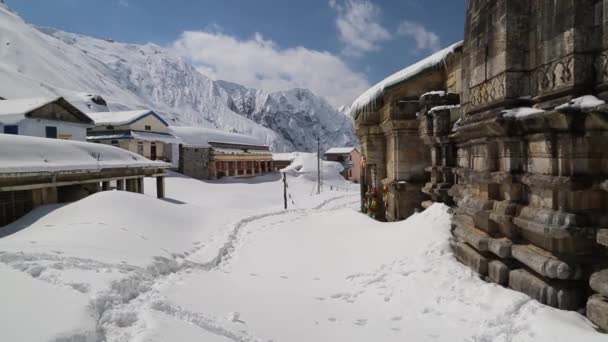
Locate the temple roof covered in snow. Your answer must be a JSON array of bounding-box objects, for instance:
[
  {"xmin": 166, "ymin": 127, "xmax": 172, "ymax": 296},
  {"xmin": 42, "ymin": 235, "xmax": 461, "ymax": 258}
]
[{"xmin": 349, "ymin": 41, "xmax": 463, "ymax": 119}]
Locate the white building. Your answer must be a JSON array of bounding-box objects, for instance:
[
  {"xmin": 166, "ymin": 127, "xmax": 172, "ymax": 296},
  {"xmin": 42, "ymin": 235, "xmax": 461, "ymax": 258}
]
[
  {"xmin": 87, "ymin": 110, "xmax": 179, "ymax": 162},
  {"xmin": 0, "ymin": 97, "xmax": 94, "ymax": 141}
]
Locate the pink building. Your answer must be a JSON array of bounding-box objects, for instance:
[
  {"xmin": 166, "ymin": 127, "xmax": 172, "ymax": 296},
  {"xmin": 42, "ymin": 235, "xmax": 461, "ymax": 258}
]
[{"xmin": 324, "ymin": 147, "xmax": 361, "ymax": 183}]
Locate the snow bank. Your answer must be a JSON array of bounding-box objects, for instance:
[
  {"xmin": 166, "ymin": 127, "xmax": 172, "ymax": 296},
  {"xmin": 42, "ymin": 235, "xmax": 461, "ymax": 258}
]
[
  {"xmin": 170, "ymin": 126, "xmax": 266, "ymax": 148},
  {"xmin": 0, "ymin": 190, "xmax": 223, "ymax": 266},
  {"xmin": 349, "ymin": 41, "xmax": 463, "ymax": 118},
  {"xmin": 283, "ymin": 153, "xmax": 343, "ymax": 180},
  {"xmin": 556, "ymin": 95, "xmax": 606, "ymax": 113},
  {"xmin": 0, "ymin": 134, "xmax": 168, "ymax": 174}
]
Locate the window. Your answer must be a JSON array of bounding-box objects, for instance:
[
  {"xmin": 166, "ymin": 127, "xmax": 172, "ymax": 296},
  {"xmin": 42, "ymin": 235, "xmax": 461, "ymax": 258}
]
[
  {"xmin": 111, "ymin": 140, "xmax": 119, "ymax": 145},
  {"xmin": 45, "ymin": 126, "xmax": 58, "ymax": 139},
  {"xmin": 145, "ymin": 125, "xmax": 152, "ymax": 131},
  {"xmin": 137, "ymin": 142, "xmax": 144, "ymax": 155},
  {"xmin": 106, "ymin": 125, "xmax": 114, "ymax": 130},
  {"xmin": 3, "ymin": 125, "xmax": 18, "ymax": 135}
]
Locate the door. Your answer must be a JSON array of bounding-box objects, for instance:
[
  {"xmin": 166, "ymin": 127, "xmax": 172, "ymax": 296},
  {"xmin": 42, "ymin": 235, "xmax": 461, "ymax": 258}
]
[{"xmin": 151, "ymin": 143, "xmax": 157, "ymax": 160}]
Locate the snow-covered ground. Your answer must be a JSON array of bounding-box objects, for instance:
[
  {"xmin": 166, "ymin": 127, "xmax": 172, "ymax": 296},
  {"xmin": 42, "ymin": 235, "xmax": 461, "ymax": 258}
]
[{"xmin": 0, "ymin": 154, "xmax": 605, "ymax": 341}]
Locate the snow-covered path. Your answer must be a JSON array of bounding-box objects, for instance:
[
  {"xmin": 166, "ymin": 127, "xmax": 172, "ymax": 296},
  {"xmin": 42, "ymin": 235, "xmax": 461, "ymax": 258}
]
[
  {"xmin": 97, "ymin": 187, "xmax": 362, "ymax": 342},
  {"xmin": 0, "ymin": 157, "xmax": 606, "ymax": 341},
  {"xmin": 146, "ymin": 203, "xmax": 604, "ymax": 342}
]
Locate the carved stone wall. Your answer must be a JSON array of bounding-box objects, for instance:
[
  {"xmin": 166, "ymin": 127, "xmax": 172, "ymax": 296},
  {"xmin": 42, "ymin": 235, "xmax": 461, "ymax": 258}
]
[
  {"xmin": 448, "ymin": 0, "xmax": 608, "ymax": 330},
  {"xmin": 356, "ymin": 0, "xmax": 608, "ymax": 330}
]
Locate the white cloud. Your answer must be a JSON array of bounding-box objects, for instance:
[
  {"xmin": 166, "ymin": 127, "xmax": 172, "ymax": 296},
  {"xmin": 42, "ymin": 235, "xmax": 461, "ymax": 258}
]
[
  {"xmin": 397, "ymin": 20, "xmax": 441, "ymax": 52},
  {"xmin": 172, "ymin": 31, "xmax": 371, "ymax": 107},
  {"xmin": 329, "ymin": 0, "xmax": 392, "ymax": 57},
  {"xmin": 118, "ymin": 0, "xmax": 129, "ymax": 7}
]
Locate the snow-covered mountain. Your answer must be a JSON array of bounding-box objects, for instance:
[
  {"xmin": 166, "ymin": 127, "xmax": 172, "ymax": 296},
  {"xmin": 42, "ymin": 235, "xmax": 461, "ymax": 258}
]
[
  {"xmin": 0, "ymin": 4, "xmax": 357, "ymax": 152},
  {"xmin": 218, "ymin": 81, "xmax": 357, "ymax": 152}
]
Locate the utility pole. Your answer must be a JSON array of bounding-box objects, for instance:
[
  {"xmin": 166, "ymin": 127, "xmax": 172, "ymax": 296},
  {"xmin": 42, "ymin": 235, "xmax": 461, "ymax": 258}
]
[
  {"xmin": 317, "ymin": 138, "xmax": 321, "ymax": 195},
  {"xmin": 283, "ymin": 172, "xmax": 288, "ymax": 210}
]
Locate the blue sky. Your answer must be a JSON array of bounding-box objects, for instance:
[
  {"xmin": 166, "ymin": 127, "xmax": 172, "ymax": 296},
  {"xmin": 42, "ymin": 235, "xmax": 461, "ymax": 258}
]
[{"xmin": 8, "ymin": 0, "xmax": 466, "ymax": 106}]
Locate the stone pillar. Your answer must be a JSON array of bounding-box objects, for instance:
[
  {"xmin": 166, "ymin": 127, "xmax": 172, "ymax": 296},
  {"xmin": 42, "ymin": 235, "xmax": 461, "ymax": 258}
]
[
  {"xmin": 156, "ymin": 176, "xmax": 165, "ymax": 199},
  {"xmin": 116, "ymin": 179, "xmax": 125, "ymax": 191},
  {"xmin": 384, "ymin": 127, "xmax": 430, "ymax": 221}
]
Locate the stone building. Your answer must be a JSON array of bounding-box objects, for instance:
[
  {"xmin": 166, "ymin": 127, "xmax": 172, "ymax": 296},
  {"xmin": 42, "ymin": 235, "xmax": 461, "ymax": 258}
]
[
  {"xmin": 87, "ymin": 110, "xmax": 178, "ymax": 162},
  {"xmin": 352, "ymin": 42, "xmax": 463, "ymax": 221},
  {"xmin": 0, "ymin": 134, "xmax": 169, "ymax": 227},
  {"xmin": 170, "ymin": 126, "xmax": 273, "ymax": 180},
  {"xmin": 352, "ymin": 0, "xmax": 608, "ymax": 330}
]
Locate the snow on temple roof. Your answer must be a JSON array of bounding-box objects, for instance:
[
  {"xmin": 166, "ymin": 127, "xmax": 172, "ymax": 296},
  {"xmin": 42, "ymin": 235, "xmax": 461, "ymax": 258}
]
[
  {"xmin": 349, "ymin": 41, "xmax": 463, "ymax": 119},
  {"xmin": 324, "ymin": 147, "xmax": 359, "ymax": 155},
  {"xmin": 0, "ymin": 134, "xmax": 168, "ymax": 174},
  {"xmin": 556, "ymin": 95, "xmax": 606, "ymax": 113},
  {"xmin": 87, "ymin": 110, "xmax": 166, "ymax": 126},
  {"xmin": 169, "ymin": 126, "xmax": 266, "ymax": 148}
]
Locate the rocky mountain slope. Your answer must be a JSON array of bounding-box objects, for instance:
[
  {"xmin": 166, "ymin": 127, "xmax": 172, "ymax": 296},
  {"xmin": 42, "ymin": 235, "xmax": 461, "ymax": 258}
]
[{"xmin": 0, "ymin": 3, "xmax": 357, "ymax": 151}]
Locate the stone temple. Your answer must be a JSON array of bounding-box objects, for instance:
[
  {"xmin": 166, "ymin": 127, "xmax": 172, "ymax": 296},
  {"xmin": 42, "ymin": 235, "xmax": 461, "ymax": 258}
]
[{"xmin": 352, "ymin": 0, "xmax": 608, "ymax": 331}]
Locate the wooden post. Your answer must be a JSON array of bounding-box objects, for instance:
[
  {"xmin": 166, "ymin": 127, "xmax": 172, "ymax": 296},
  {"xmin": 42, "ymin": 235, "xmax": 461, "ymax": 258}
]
[
  {"xmin": 283, "ymin": 172, "xmax": 288, "ymax": 210},
  {"xmin": 156, "ymin": 176, "xmax": 165, "ymax": 199}
]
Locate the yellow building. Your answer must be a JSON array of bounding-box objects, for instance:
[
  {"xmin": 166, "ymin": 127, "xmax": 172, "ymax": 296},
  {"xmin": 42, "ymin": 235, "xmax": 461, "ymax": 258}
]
[{"xmin": 86, "ymin": 110, "xmax": 178, "ymax": 162}]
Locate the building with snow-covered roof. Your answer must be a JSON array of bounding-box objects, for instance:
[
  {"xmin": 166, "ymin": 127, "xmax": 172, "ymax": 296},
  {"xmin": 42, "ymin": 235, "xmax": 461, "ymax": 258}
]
[
  {"xmin": 170, "ymin": 126, "xmax": 273, "ymax": 180},
  {"xmin": 353, "ymin": 41, "xmax": 463, "ymax": 222},
  {"xmin": 323, "ymin": 147, "xmax": 361, "ymax": 183},
  {"xmin": 0, "ymin": 134, "xmax": 169, "ymax": 227},
  {"xmin": 0, "ymin": 97, "xmax": 94, "ymax": 141},
  {"xmin": 87, "ymin": 110, "xmax": 179, "ymax": 162},
  {"xmin": 272, "ymin": 153, "xmax": 295, "ymax": 171},
  {"xmin": 351, "ymin": 1, "xmax": 608, "ymax": 327}
]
